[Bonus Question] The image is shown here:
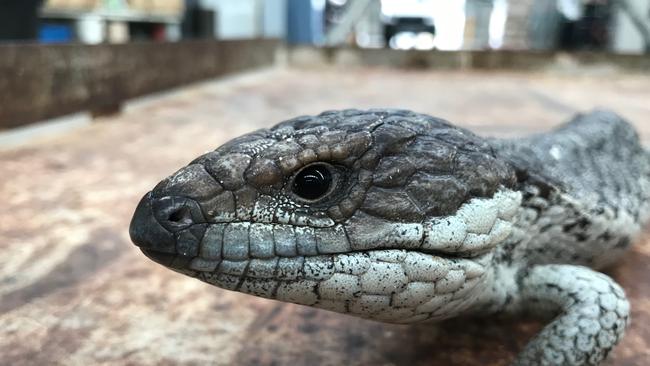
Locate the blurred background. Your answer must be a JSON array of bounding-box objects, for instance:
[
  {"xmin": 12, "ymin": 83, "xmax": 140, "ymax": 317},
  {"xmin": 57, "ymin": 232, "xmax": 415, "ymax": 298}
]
[
  {"xmin": 0, "ymin": 0, "xmax": 648, "ymax": 52},
  {"xmin": 1, "ymin": 1, "xmax": 650, "ymax": 366}
]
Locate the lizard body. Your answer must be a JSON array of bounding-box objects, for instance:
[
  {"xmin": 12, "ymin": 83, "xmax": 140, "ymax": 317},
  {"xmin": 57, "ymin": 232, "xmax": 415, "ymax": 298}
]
[{"xmin": 130, "ymin": 109, "xmax": 650, "ymax": 365}]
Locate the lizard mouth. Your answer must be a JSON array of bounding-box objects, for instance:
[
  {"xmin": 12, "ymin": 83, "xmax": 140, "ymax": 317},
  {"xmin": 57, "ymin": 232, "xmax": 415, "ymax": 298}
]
[
  {"xmin": 135, "ymin": 215, "xmax": 507, "ymax": 276},
  {"xmin": 132, "ymin": 188, "xmax": 521, "ymax": 276},
  {"xmin": 140, "ymin": 248, "xmax": 180, "ymax": 267},
  {"xmin": 150, "ymin": 248, "xmax": 492, "ymax": 325},
  {"xmin": 139, "ymin": 239, "xmax": 492, "ymax": 282}
]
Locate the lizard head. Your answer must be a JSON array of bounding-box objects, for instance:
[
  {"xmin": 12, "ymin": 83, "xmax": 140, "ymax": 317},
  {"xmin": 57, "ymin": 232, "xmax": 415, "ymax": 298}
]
[{"xmin": 130, "ymin": 109, "xmax": 520, "ymax": 323}]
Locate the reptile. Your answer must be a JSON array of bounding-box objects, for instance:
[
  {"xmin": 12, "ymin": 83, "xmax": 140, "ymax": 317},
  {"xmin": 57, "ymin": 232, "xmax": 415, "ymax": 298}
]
[{"xmin": 129, "ymin": 109, "xmax": 650, "ymax": 365}]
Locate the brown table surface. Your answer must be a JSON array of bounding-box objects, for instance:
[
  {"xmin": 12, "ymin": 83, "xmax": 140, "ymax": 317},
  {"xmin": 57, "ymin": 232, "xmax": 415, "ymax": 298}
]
[{"xmin": 1, "ymin": 67, "xmax": 649, "ymax": 366}]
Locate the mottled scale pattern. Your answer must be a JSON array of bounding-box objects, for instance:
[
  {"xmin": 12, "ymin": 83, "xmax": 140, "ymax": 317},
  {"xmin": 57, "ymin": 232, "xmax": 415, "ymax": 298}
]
[
  {"xmin": 513, "ymin": 265, "xmax": 629, "ymax": 366},
  {"xmin": 130, "ymin": 109, "xmax": 650, "ymax": 366},
  {"xmin": 176, "ymin": 189, "xmax": 520, "ymax": 323},
  {"xmin": 493, "ymin": 111, "xmax": 650, "ymax": 268},
  {"xmin": 493, "ymin": 111, "xmax": 650, "ymax": 220}
]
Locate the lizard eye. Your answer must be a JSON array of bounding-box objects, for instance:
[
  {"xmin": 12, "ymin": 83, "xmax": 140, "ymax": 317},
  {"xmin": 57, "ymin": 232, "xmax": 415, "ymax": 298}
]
[{"xmin": 292, "ymin": 163, "xmax": 333, "ymax": 201}]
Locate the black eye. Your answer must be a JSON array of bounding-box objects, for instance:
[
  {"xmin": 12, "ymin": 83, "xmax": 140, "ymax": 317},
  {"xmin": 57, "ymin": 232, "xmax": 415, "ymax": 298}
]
[{"xmin": 292, "ymin": 164, "xmax": 333, "ymax": 200}]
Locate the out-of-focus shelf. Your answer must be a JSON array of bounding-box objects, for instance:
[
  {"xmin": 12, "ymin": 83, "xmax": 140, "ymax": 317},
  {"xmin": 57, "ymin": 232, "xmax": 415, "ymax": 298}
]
[{"xmin": 41, "ymin": 8, "xmax": 181, "ymax": 24}]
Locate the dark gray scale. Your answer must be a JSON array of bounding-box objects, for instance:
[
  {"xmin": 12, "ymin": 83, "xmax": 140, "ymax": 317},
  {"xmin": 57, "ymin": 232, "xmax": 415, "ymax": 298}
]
[
  {"xmin": 273, "ymin": 109, "xmax": 518, "ymax": 223},
  {"xmin": 491, "ymin": 110, "xmax": 650, "ymax": 268}
]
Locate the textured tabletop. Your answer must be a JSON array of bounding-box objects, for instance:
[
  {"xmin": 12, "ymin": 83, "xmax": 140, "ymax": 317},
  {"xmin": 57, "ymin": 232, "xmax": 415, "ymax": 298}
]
[{"xmin": 1, "ymin": 67, "xmax": 649, "ymax": 365}]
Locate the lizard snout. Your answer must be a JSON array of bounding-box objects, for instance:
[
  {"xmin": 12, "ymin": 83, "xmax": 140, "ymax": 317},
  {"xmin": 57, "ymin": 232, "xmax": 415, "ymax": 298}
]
[{"xmin": 129, "ymin": 191, "xmax": 206, "ymax": 269}]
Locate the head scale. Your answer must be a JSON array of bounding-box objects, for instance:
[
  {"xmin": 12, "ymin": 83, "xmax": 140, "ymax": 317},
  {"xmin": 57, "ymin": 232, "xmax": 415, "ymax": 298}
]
[{"xmin": 130, "ymin": 109, "xmax": 520, "ymax": 323}]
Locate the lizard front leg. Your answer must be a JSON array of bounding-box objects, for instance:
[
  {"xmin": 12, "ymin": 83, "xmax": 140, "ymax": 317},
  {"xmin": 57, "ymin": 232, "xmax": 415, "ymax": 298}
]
[{"xmin": 509, "ymin": 265, "xmax": 629, "ymax": 366}]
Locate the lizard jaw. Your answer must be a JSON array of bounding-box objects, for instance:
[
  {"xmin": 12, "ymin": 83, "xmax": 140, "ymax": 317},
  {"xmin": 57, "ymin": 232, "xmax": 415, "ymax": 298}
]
[
  {"xmin": 179, "ymin": 249, "xmax": 493, "ymax": 324},
  {"xmin": 131, "ymin": 184, "xmax": 521, "ymax": 323}
]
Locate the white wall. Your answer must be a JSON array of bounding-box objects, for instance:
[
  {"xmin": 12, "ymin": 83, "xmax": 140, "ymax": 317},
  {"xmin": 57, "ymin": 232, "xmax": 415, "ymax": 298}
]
[
  {"xmin": 199, "ymin": 0, "xmax": 286, "ymax": 39},
  {"xmin": 612, "ymin": 0, "xmax": 650, "ymax": 54},
  {"xmin": 263, "ymin": 0, "xmax": 287, "ymax": 38}
]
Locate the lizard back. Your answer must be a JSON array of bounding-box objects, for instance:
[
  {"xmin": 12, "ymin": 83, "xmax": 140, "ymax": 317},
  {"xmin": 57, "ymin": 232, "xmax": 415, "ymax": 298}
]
[{"xmin": 492, "ymin": 110, "xmax": 650, "ymax": 268}]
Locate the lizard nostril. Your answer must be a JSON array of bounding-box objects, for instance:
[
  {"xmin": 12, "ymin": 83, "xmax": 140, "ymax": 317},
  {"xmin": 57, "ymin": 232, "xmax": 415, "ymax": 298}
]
[
  {"xmin": 151, "ymin": 196, "xmax": 204, "ymax": 232},
  {"xmin": 167, "ymin": 206, "xmax": 193, "ymax": 226}
]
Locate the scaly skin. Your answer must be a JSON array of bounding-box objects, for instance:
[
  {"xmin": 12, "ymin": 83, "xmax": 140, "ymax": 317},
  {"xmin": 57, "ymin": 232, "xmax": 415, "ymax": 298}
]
[{"xmin": 129, "ymin": 109, "xmax": 650, "ymax": 365}]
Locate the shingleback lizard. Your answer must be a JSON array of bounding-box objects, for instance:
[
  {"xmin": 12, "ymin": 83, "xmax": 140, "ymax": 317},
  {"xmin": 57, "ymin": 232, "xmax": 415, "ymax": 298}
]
[{"xmin": 129, "ymin": 109, "xmax": 650, "ymax": 365}]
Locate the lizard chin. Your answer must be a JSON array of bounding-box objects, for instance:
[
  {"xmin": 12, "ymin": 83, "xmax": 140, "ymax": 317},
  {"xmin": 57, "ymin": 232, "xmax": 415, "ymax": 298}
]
[{"xmin": 170, "ymin": 249, "xmax": 494, "ymax": 324}]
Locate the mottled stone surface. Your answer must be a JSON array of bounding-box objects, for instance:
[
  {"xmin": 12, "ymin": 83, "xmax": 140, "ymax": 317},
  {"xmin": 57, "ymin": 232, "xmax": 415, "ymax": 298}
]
[{"xmin": 1, "ymin": 67, "xmax": 650, "ymax": 365}]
